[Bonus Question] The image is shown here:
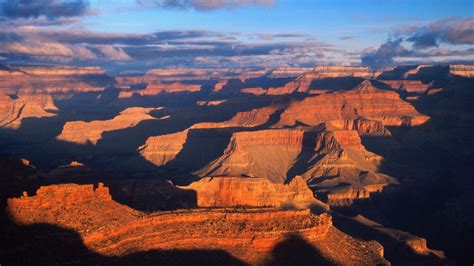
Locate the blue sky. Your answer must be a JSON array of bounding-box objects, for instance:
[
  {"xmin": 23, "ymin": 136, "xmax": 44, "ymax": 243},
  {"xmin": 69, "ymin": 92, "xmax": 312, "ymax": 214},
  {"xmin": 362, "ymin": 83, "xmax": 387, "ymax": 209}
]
[{"xmin": 0, "ymin": 0, "xmax": 472, "ymax": 71}]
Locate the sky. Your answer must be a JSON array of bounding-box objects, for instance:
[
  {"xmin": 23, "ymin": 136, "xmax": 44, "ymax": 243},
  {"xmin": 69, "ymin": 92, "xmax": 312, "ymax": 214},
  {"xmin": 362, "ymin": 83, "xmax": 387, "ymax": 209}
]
[{"xmin": 0, "ymin": 0, "xmax": 472, "ymax": 72}]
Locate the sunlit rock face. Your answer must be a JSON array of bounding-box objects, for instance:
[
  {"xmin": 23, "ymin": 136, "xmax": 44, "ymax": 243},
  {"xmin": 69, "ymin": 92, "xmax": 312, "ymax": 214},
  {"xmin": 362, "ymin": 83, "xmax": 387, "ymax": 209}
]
[
  {"xmin": 449, "ymin": 64, "xmax": 474, "ymax": 78},
  {"xmin": 6, "ymin": 182, "xmax": 389, "ymax": 265},
  {"xmin": 0, "ymin": 93, "xmax": 57, "ymax": 129},
  {"xmin": 182, "ymin": 176, "xmax": 318, "ymax": 208},
  {"xmin": 57, "ymin": 107, "xmax": 161, "ymax": 145},
  {"xmin": 0, "ymin": 65, "xmax": 116, "ymax": 96},
  {"xmin": 274, "ymin": 80, "xmax": 429, "ymax": 128}
]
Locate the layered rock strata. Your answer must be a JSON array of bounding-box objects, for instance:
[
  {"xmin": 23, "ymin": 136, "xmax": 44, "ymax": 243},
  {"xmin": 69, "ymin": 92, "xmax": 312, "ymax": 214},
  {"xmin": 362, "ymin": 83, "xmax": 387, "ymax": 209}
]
[{"xmin": 57, "ymin": 107, "xmax": 160, "ymax": 144}]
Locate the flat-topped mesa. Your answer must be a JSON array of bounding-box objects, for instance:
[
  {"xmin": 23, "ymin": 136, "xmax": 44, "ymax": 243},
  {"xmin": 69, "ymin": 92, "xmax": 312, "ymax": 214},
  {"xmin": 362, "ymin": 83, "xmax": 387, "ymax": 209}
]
[
  {"xmin": 192, "ymin": 106, "xmax": 277, "ymax": 129},
  {"xmin": 274, "ymin": 80, "xmax": 430, "ymax": 130},
  {"xmin": 57, "ymin": 107, "xmax": 160, "ymax": 145},
  {"xmin": 181, "ymin": 176, "xmax": 318, "ymax": 208},
  {"xmin": 118, "ymin": 82, "xmax": 201, "ymax": 98},
  {"xmin": 139, "ymin": 130, "xmax": 189, "ymax": 166},
  {"xmin": 449, "ymin": 64, "xmax": 474, "ymax": 78},
  {"xmin": 7, "ymin": 183, "xmax": 111, "ymax": 211},
  {"xmin": 379, "ymin": 80, "xmax": 431, "ymax": 94},
  {"xmin": 197, "ymin": 129, "xmax": 306, "ymax": 183},
  {"xmin": 0, "ymin": 93, "xmax": 57, "ymax": 129}
]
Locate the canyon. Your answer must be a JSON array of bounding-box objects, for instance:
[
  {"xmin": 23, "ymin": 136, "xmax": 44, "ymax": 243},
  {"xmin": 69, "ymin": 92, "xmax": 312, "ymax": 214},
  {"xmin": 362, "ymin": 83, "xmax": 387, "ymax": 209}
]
[{"xmin": 1, "ymin": 63, "xmax": 472, "ymax": 265}]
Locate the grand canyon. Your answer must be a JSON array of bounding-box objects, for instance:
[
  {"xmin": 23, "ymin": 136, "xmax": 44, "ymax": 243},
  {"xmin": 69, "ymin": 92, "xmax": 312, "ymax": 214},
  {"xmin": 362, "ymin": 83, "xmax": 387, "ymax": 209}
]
[{"xmin": 0, "ymin": 1, "xmax": 473, "ymax": 265}]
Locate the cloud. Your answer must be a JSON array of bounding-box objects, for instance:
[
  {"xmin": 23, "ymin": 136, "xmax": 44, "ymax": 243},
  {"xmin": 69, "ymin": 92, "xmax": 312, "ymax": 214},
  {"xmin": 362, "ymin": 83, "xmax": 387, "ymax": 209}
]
[
  {"xmin": 256, "ymin": 33, "xmax": 306, "ymax": 40},
  {"xmin": 361, "ymin": 38, "xmax": 412, "ymax": 68},
  {"xmin": 339, "ymin": 35, "xmax": 354, "ymax": 40},
  {"xmin": 0, "ymin": 0, "xmax": 90, "ymax": 20},
  {"xmin": 405, "ymin": 18, "xmax": 474, "ymax": 48},
  {"xmin": 138, "ymin": 0, "xmax": 276, "ymax": 10}
]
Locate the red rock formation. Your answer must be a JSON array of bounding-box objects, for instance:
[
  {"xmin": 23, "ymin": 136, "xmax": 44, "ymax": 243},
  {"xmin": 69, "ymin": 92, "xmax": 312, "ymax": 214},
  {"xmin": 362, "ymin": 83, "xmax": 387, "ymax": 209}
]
[
  {"xmin": 268, "ymin": 67, "xmax": 313, "ymax": 78},
  {"xmin": 57, "ymin": 107, "xmax": 160, "ymax": 144},
  {"xmin": 240, "ymin": 87, "xmax": 267, "ymax": 95},
  {"xmin": 139, "ymin": 130, "xmax": 189, "ymax": 166},
  {"xmin": 197, "ymin": 129, "xmax": 306, "ymax": 183},
  {"xmin": 0, "ymin": 65, "xmax": 115, "ymax": 96},
  {"xmin": 182, "ymin": 176, "xmax": 320, "ymax": 208},
  {"xmin": 380, "ymin": 80, "xmax": 431, "ymax": 94},
  {"xmin": 192, "ymin": 106, "xmax": 277, "ymax": 129},
  {"xmin": 118, "ymin": 83, "xmax": 201, "ymax": 98},
  {"xmin": 196, "ymin": 100, "xmax": 226, "ymax": 106},
  {"xmin": 275, "ymin": 80, "xmax": 430, "ymax": 128},
  {"xmin": 6, "ymin": 183, "xmax": 388, "ymax": 265},
  {"xmin": 449, "ymin": 64, "xmax": 474, "ymax": 78},
  {"xmin": 0, "ymin": 93, "xmax": 57, "ymax": 129}
]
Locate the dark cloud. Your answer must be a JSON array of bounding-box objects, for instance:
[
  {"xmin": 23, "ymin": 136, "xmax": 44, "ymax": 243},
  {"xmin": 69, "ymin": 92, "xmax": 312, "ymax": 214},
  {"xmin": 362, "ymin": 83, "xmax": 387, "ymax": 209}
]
[
  {"xmin": 361, "ymin": 38, "xmax": 412, "ymax": 68},
  {"xmin": 0, "ymin": 0, "xmax": 90, "ymax": 20},
  {"xmin": 138, "ymin": 0, "xmax": 276, "ymax": 11},
  {"xmin": 405, "ymin": 18, "xmax": 474, "ymax": 48}
]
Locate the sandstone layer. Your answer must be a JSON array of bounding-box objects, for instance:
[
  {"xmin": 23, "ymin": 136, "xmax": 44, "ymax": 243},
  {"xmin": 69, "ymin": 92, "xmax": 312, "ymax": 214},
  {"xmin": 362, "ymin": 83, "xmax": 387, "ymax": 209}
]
[
  {"xmin": 0, "ymin": 93, "xmax": 57, "ymax": 129},
  {"xmin": 182, "ymin": 176, "xmax": 318, "ymax": 208},
  {"xmin": 275, "ymin": 80, "xmax": 429, "ymax": 129},
  {"xmin": 57, "ymin": 107, "xmax": 161, "ymax": 144},
  {"xmin": 6, "ymin": 183, "xmax": 388, "ymax": 265}
]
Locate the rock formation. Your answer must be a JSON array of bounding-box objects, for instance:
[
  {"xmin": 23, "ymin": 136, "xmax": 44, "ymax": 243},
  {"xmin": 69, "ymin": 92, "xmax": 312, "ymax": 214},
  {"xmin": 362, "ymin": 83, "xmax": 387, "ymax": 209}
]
[
  {"xmin": 57, "ymin": 107, "xmax": 161, "ymax": 144},
  {"xmin": 449, "ymin": 64, "xmax": 474, "ymax": 78},
  {"xmin": 192, "ymin": 106, "xmax": 277, "ymax": 129},
  {"xmin": 275, "ymin": 80, "xmax": 429, "ymax": 129},
  {"xmin": 379, "ymin": 80, "xmax": 431, "ymax": 94},
  {"xmin": 0, "ymin": 93, "xmax": 57, "ymax": 129},
  {"xmin": 139, "ymin": 130, "xmax": 189, "ymax": 166},
  {"xmin": 182, "ymin": 176, "xmax": 319, "ymax": 208},
  {"xmin": 118, "ymin": 83, "xmax": 201, "ymax": 98},
  {"xmin": 6, "ymin": 183, "xmax": 388, "ymax": 265}
]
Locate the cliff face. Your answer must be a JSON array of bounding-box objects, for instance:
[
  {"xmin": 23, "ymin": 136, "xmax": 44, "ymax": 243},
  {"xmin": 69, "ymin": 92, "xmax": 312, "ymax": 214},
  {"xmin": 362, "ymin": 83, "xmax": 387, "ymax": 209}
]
[
  {"xmin": 379, "ymin": 80, "xmax": 431, "ymax": 94},
  {"xmin": 140, "ymin": 130, "xmax": 189, "ymax": 166},
  {"xmin": 0, "ymin": 65, "xmax": 115, "ymax": 96},
  {"xmin": 192, "ymin": 106, "xmax": 277, "ymax": 129},
  {"xmin": 6, "ymin": 183, "xmax": 388, "ymax": 265},
  {"xmin": 57, "ymin": 107, "xmax": 160, "ymax": 145},
  {"xmin": 197, "ymin": 129, "xmax": 305, "ymax": 183},
  {"xmin": 182, "ymin": 176, "xmax": 318, "ymax": 208},
  {"xmin": 118, "ymin": 83, "xmax": 201, "ymax": 98},
  {"xmin": 275, "ymin": 80, "xmax": 429, "ymax": 129},
  {"xmin": 0, "ymin": 93, "xmax": 57, "ymax": 129},
  {"xmin": 449, "ymin": 64, "xmax": 474, "ymax": 78}
]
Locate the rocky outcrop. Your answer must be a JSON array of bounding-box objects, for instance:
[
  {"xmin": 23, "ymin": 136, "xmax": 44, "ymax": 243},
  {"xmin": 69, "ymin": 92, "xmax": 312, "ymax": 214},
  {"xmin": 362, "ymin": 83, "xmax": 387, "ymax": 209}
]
[
  {"xmin": 268, "ymin": 67, "xmax": 312, "ymax": 78},
  {"xmin": 197, "ymin": 129, "xmax": 306, "ymax": 183},
  {"xmin": 182, "ymin": 176, "xmax": 319, "ymax": 208},
  {"xmin": 6, "ymin": 183, "xmax": 388, "ymax": 265},
  {"xmin": 449, "ymin": 64, "xmax": 474, "ymax": 78},
  {"xmin": 118, "ymin": 83, "xmax": 201, "ymax": 98},
  {"xmin": 0, "ymin": 65, "xmax": 115, "ymax": 96},
  {"xmin": 275, "ymin": 80, "xmax": 430, "ymax": 128},
  {"xmin": 7, "ymin": 183, "xmax": 111, "ymax": 210},
  {"xmin": 196, "ymin": 100, "xmax": 226, "ymax": 106},
  {"xmin": 57, "ymin": 107, "xmax": 160, "ymax": 144},
  {"xmin": 139, "ymin": 130, "xmax": 189, "ymax": 166},
  {"xmin": 380, "ymin": 80, "xmax": 431, "ymax": 94},
  {"xmin": 192, "ymin": 106, "xmax": 277, "ymax": 129},
  {"xmin": 0, "ymin": 93, "xmax": 57, "ymax": 129}
]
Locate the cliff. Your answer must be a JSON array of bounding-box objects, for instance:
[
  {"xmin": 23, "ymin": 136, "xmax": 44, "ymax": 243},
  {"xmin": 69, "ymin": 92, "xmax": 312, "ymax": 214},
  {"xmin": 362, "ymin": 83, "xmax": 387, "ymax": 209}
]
[
  {"xmin": 192, "ymin": 106, "xmax": 277, "ymax": 129},
  {"xmin": 182, "ymin": 176, "xmax": 319, "ymax": 208},
  {"xmin": 6, "ymin": 183, "xmax": 388, "ymax": 265},
  {"xmin": 118, "ymin": 83, "xmax": 201, "ymax": 98},
  {"xmin": 275, "ymin": 80, "xmax": 430, "ymax": 129},
  {"xmin": 0, "ymin": 93, "xmax": 57, "ymax": 129},
  {"xmin": 449, "ymin": 64, "xmax": 474, "ymax": 78},
  {"xmin": 57, "ymin": 107, "xmax": 161, "ymax": 145},
  {"xmin": 139, "ymin": 130, "xmax": 189, "ymax": 166}
]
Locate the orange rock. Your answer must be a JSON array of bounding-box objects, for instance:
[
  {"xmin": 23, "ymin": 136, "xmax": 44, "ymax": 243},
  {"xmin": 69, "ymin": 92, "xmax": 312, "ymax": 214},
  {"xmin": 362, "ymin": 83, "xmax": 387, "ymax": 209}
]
[
  {"xmin": 57, "ymin": 107, "xmax": 161, "ymax": 144},
  {"xmin": 182, "ymin": 176, "xmax": 319, "ymax": 208}
]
